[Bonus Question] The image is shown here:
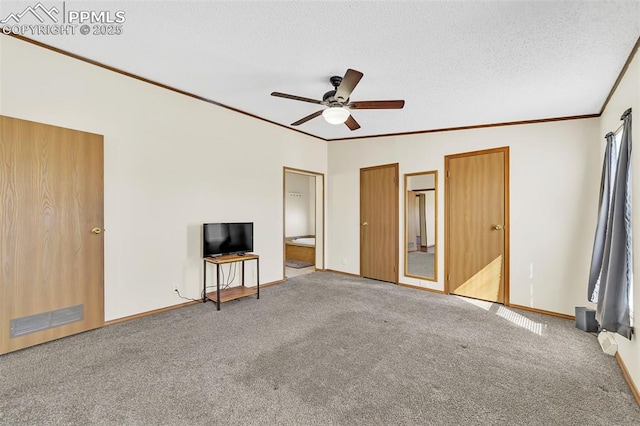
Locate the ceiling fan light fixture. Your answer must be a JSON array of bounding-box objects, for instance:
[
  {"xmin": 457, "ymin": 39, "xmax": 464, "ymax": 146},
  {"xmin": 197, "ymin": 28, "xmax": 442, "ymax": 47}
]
[{"xmin": 322, "ymin": 106, "xmax": 350, "ymax": 124}]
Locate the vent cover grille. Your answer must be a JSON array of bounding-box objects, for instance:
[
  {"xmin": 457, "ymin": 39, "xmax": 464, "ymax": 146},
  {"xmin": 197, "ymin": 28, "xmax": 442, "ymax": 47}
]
[{"xmin": 10, "ymin": 305, "xmax": 84, "ymax": 338}]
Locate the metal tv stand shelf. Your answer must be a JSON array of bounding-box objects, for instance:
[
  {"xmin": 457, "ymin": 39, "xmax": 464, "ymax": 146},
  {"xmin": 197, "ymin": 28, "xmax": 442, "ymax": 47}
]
[{"xmin": 203, "ymin": 253, "xmax": 259, "ymax": 310}]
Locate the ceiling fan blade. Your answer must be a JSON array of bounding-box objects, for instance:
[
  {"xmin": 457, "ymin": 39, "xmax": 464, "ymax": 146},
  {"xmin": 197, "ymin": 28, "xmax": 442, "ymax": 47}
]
[
  {"xmin": 291, "ymin": 110, "xmax": 324, "ymax": 126},
  {"xmin": 271, "ymin": 92, "xmax": 323, "ymax": 105},
  {"xmin": 345, "ymin": 115, "xmax": 361, "ymax": 131},
  {"xmin": 335, "ymin": 69, "xmax": 364, "ymax": 103},
  {"xmin": 348, "ymin": 100, "xmax": 405, "ymax": 109}
]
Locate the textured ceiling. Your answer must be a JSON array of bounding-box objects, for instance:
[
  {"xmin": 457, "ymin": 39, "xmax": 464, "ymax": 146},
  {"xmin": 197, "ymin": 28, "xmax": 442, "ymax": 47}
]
[{"xmin": 2, "ymin": 0, "xmax": 639, "ymax": 140}]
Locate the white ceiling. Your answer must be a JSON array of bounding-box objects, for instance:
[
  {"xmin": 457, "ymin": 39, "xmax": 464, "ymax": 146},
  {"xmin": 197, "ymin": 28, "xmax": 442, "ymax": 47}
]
[{"xmin": 2, "ymin": 0, "xmax": 639, "ymax": 140}]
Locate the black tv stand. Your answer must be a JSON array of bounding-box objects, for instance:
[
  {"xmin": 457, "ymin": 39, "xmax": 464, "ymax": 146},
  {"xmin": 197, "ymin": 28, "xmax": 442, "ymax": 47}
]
[{"xmin": 203, "ymin": 253, "xmax": 259, "ymax": 310}]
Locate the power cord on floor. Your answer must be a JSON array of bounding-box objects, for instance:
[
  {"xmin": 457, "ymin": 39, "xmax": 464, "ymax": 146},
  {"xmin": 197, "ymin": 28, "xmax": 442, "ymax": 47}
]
[{"xmin": 174, "ymin": 288, "xmax": 200, "ymax": 302}]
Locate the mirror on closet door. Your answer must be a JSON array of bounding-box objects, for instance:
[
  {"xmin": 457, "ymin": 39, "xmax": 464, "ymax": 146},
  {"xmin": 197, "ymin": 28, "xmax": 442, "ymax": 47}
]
[{"xmin": 405, "ymin": 171, "xmax": 437, "ymax": 281}]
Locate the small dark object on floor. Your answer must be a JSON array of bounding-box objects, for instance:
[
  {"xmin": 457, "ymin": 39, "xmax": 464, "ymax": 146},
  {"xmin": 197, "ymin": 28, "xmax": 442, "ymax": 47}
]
[
  {"xmin": 285, "ymin": 260, "xmax": 314, "ymax": 269},
  {"xmin": 575, "ymin": 306, "xmax": 598, "ymax": 332}
]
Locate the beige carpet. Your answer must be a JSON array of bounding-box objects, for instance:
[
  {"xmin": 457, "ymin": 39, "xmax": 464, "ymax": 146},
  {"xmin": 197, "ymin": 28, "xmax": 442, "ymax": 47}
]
[{"xmin": 0, "ymin": 272, "xmax": 638, "ymax": 425}]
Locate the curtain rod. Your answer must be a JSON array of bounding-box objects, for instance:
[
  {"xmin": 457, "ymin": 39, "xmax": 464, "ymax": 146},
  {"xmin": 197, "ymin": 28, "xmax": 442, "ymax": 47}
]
[
  {"xmin": 621, "ymin": 107, "xmax": 631, "ymax": 120},
  {"xmin": 605, "ymin": 125, "xmax": 622, "ymax": 139},
  {"xmin": 605, "ymin": 108, "xmax": 631, "ymax": 138},
  {"xmin": 614, "ymin": 122, "xmax": 624, "ymax": 135}
]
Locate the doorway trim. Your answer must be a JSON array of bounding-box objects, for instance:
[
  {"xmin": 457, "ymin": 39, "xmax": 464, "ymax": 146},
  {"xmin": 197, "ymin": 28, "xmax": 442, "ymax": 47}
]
[
  {"xmin": 283, "ymin": 167, "xmax": 325, "ymax": 280},
  {"xmin": 360, "ymin": 163, "xmax": 399, "ymax": 284},
  {"xmin": 444, "ymin": 147, "xmax": 510, "ymax": 304}
]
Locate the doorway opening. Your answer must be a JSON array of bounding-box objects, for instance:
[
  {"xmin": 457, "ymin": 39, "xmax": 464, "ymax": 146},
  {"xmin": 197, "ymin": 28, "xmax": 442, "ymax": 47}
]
[{"xmin": 283, "ymin": 167, "xmax": 325, "ymax": 280}]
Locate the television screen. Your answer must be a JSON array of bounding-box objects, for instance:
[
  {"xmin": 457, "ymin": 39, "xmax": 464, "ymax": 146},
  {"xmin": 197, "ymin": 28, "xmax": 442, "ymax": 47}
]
[{"xmin": 203, "ymin": 222, "xmax": 253, "ymax": 257}]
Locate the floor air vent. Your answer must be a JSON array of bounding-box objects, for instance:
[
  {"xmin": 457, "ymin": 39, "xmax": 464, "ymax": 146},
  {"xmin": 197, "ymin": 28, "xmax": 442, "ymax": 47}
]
[{"xmin": 10, "ymin": 305, "xmax": 84, "ymax": 338}]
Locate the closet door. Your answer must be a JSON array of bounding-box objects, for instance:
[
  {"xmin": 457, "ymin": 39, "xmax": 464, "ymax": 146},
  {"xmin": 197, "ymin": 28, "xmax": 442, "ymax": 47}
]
[
  {"xmin": 0, "ymin": 116, "xmax": 104, "ymax": 354},
  {"xmin": 360, "ymin": 163, "xmax": 398, "ymax": 283},
  {"xmin": 446, "ymin": 147, "xmax": 509, "ymax": 303}
]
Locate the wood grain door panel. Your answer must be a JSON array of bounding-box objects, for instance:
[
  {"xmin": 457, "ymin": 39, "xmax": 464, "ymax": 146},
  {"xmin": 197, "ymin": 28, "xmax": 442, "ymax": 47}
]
[
  {"xmin": 446, "ymin": 148, "xmax": 508, "ymax": 303},
  {"xmin": 0, "ymin": 116, "xmax": 104, "ymax": 354},
  {"xmin": 360, "ymin": 164, "xmax": 398, "ymax": 283}
]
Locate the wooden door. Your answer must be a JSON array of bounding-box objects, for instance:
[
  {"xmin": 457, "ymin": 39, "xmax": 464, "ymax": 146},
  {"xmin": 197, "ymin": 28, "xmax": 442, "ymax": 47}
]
[
  {"xmin": 0, "ymin": 116, "xmax": 104, "ymax": 354},
  {"xmin": 360, "ymin": 163, "xmax": 398, "ymax": 283},
  {"xmin": 445, "ymin": 147, "xmax": 509, "ymax": 303}
]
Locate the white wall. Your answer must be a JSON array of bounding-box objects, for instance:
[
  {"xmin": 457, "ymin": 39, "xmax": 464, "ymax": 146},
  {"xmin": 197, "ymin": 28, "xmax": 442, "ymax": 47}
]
[
  {"xmin": 0, "ymin": 36, "xmax": 327, "ymax": 321},
  {"xmin": 328, "ymin": 117, "xmax": 601, "ymax": 316},
  {"xmin": 284, "ymin": 172, "xmax": 315, "ymax": 237},
  {"xmin": 599, "ymin": 47, "xmax": 639, "ymax": 393},
  {"xmin": 409, "ymin": 174, "xmax": 435, "ymax": 190}
]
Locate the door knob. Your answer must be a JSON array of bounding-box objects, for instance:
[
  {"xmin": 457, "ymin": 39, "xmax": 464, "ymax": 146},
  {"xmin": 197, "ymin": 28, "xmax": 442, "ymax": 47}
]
[
  {"xmin": 493, "ymin": 225, "xmax": 503, "ymax": 230},
  {"xmin": 362, "ymin": 222, "xmax": 368, "ymax": 226},
  {"xmin": 91, "ymin": 228, "xmax": 103, "ymax": 234}
]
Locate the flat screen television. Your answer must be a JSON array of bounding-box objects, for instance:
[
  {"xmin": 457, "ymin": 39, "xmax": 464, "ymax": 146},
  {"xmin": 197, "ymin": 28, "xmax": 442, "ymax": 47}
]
[{"xmin": 203, "ymin": 222, "xmax": 253, "ymax": 257}]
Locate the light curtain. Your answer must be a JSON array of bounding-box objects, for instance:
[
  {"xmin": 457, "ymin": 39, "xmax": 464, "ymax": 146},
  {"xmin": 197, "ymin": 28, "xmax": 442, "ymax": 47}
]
[{"xmin": 588, "ymin": 108, "xmax": 633, "ymax": 340}]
